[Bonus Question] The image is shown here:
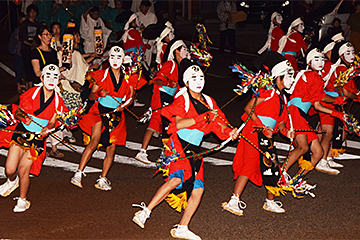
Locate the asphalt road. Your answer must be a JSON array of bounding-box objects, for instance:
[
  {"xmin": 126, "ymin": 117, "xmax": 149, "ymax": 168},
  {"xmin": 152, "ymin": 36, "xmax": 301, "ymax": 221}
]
[{"xmin": 0, "ymin": 21, "xmax": 360, "ymax": 239}]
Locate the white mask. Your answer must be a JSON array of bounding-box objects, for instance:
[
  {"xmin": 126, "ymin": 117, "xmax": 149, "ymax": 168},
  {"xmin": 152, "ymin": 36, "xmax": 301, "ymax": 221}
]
[
  {"xmin": 297, "ymin": 23, "xmax": 304, "ymax": 33},
  {"xmin": 109, "ymin": 46, "xmax": 124, "ymax": 69},
  {"xmin": 179, "ymin": 45, "xmax": 191, "ymax": 60},
  {"xmin": 184, "ymin": 65, "xmax": 205, "ymax": 93},
  {"xmin": 283, "ymin": 71, "xmax": 295, "ymax": 89},
  {"xmin": 275, "ymin": 15, "xmax": 283, "ymax": 25},
  {"xmin": 42, "ymin": 64, "xmax": 60, "ymax": 91},
  {"xmin": 310, "ymin": 56, "xmax": 325, "ymax": 71},
  {"xmin": 343, "ymin": 48, "xmax": 355, "ymax": 64}
]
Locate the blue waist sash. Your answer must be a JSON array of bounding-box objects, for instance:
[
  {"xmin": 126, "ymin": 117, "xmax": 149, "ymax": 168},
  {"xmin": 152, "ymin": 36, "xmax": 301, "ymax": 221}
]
[
  {"xmin": 22, "ymin": 115, "xmax": 49, "ymax": 132},
  {"xmin": 288, "ymin": 97, "xmax": 312, "ymax": 114},
  {"xmin": 160, "ymin": 86, "xmax": 177, "ymax": 97},
  {"xmin": 325, "ymin": 91, "xmax": 339, "ymax": 97},
  {"xmin": 257, "ymin": 116, "xmax": 277, "ymax": 129},
  {"xmin": 177, "ymin": 128, "xmax": 204, "ymax": 147},
  {"xmin": 99, "ymin": 96, "xmax": 122, "ymax": 109},
  {"xmin": 282, "ymin": 51, "xmax": 297, "ymax": 57}
]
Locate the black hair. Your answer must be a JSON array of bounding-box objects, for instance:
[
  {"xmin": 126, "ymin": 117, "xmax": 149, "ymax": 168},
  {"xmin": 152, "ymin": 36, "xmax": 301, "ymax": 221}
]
[
  {"xmin": 32, "ymin": 25, "xmax": 51, "ymax": 49},
  {"xmin": 140, "ymin": 0, "xmax": 151, "ymax": 7},
  {"xmin": 332, "ymin": 18, "xmax": 341, "ymax": 24},
  {"xmin": 50, "ymin": 22, "xmax": 62, "ymax": 32},
  {"xmin": 26, "ymin": 4, "xmax": 38, "ymax": 15}
]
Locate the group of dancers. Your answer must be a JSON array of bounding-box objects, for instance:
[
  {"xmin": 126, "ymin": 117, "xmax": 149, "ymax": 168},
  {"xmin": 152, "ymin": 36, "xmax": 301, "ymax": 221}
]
[{"xmin": 0, "ymin": 11, "xmax": 359, "ymax": 240}]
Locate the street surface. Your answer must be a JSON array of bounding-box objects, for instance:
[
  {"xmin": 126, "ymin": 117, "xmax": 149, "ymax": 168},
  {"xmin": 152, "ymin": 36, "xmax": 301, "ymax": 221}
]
[{"xmin": 0, "ymin": 21, "xmax": 360, "ymax": 239}]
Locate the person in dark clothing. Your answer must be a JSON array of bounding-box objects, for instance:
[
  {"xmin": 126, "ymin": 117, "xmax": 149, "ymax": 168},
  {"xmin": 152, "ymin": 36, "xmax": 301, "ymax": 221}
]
[{"xmin": 19, "ymin": 4, "xmax": 40, "ymax": 89}]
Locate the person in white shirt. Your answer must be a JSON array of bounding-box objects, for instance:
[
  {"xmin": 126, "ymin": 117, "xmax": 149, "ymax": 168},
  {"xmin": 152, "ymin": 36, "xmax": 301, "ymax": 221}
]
[
  {"xmin": 136, "ymin": 0, "xmax": 157, "ymax": 69},
  {"xmin": 80, "ymin": 6, "xmax": 112, "ymax": 54}
]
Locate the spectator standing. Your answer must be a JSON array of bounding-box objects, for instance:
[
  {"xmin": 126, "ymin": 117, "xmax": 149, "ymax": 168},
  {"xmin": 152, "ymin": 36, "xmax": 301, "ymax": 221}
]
[
  {"xmin": 344, "ymin": 1, "xmax": 360, "ymax": 53},
  {"xmin": 50, "ymin": 22, "xmax": 62, "ymax": 51},
  {"xmin": 19, "ymin": 4, "xmax": 40, "ymax": 90},
  {"xmin": 217, "ymin": 0, "xmax": 237, "ymax": 55},
  {"xmin": 51, "ymin": 0, "xmax": 75, "ymax": 35}
]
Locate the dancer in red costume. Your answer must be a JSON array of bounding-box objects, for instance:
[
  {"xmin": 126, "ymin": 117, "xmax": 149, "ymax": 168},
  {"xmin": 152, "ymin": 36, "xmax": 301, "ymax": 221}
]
[
  {"xmin": 135, "ymin": 39, "xmax": 191, "ymax": 164},
  {"xmin": 222, "ymin": 52, "xmax": 295, "ymax": 216},
  {"xmin": 0, "ymin": 64, "xmax": 67, "ymax": 212},
  {"xmin": 278, "ymin": 17, "xmax": 308, "ymax": 73},
  {"xmin": 258, "ymin": 11, "xmax": 284, "ymax": 54},
  {"xmin": 132, "ymin": 60, "xmax": 238, "ymax": 240},
  {"xmin": 317, "ymin": 41, "xmax": 357, "ymax": 174},
  {"xmin": 70, "ymin": 46, "xmax": 138, "ymax": 191}
]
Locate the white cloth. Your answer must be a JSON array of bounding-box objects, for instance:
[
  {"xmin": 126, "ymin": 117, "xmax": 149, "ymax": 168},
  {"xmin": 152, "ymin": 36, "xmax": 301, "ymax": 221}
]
[
  {"xmin": 137, "ymin": 11, "xmax": 157, "ymax": 68},
  {"xmin": 80, "ymin": 14, "xmax": 112, "ymax": 54},
  {"xmin": 258, "ymin": 12, "xmax": 279, "ymax": 54},
  {"xmin": 58, "ymin": 50, "xmax": 89, "ymax": 94}
]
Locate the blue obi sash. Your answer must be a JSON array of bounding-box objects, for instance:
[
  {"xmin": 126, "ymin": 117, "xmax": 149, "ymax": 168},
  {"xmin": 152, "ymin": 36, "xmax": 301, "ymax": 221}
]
[
  {"xmin": 325, "ymin": 91, "xmax": 339, "ymax": 97},
  {"xmin": 288, "ymin": 97, "xmax": 312, "ymax": 114},
  {"xmin": 22, "ymin": 115, "xmax": 49, "ymax": 132},
  {"xmin": 177, "ymin": 128, "xmax": 204, "ymax": 146},
  {"xmin": 257, "ymin": 116, "xmax": 277, "ymax": 129},
  {"xmin": 99, "ymin": 96, "xmax": 122, "ymax": 109},
  {"xmin": 161, "ymin": 86, "xmax": 177, "ymax": 97},
  {"xmin": 282, "ymin": 51, "xmax": 297, "ymax": 57}
]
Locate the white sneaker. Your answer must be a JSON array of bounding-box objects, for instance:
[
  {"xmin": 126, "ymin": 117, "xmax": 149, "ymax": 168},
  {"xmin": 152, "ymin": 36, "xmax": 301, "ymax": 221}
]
[
  {"xmin": 95, "ymin": 176, "xmax": 112, "ymax": 191},
  {"xmin": 135, "ymin": 150, "xmax": 151, "ymax": 164},
  {"xmin": 315, "ymin": 159, "xmax": 340, "ymax": 175},
  {"xmin": 13, "ymin": 197, "xmax": 31, "ymax": 212},
  {"xmin": 133, "ymin": 99, "xmax": 145, "ymax": 107},
  {"xmin": 170, "ymin": 225, "xmax": 201, "ymax": 240},
  {"xmin": 263, "ymin": 199, "xmax": 285, "ymax": 213},
  {"xmin": 71, "ymin": 170, "xmax": 85, "ymax": 188},
  {"xmin": 0, "ymin": 176, "xmax": 19, "ymax": 197},
  {"xmin": 132, "ymin": 202, "xmax": 151, "ymax": 228},
  {"xmin": 327, "ymin": 158, "xmax": 344, "ymax": 168},
  {"xmin": 222, "ymin": 194, "xmax": 246, "ymax": 216}
]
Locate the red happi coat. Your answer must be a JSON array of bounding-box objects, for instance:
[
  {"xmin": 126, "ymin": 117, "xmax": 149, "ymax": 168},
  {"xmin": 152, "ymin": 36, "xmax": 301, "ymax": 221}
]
[
  {"xmin": 123, "ymin": 28, "xmax": 144, "ymax": 50},
  {"xmin": 233, "ymin": 88, "xmax": 288, "ymax": 186},
  {"xmin": 0, "ymin": 87, "xmax": 67, "ymax": 176},
  {"xmin": 270, "ymin": 26, "xmax": 284, "ymax": 52},
  {"xmin": 161, "ymin": 91, "xmax": 232, "ymax": 186},
  {"xmin": 79, "ymin": 68, "xmax": 132, "ymax": 145},
  {"xmin": 148, "ymin": 60, "xmax": 179, "ymax": 133},
  {"xmin": 282, "ymin": 32, "xmax": 308, "ymax": 73}
]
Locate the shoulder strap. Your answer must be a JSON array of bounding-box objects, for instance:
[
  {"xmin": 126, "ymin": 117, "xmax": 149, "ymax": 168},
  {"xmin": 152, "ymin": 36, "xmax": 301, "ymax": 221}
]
[{"xmin": 36, "ymin": 47, "xmax": 46, "ymax": 66}]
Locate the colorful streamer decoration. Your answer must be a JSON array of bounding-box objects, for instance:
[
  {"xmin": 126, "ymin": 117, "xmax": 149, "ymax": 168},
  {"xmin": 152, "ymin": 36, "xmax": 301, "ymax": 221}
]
[
  {"xmin": 0, "ymin": 105, "xmax": 17, "ymax": 128},
  {"xmin": 195, "ymin": 23, "xmax": 212, "ymax": 50},
  {"xmin": 189, "ymin": 43, "xmax": 213, "ymax": 68},
  {"xmin": 230, "ymin": 62, "xmax": 273, "ymax": 96},
  {"xmin": 344, "ymin": 113, "xmax": 360, "ymax": 137},
  {"xmin": 56, "ymin": 102, "xmax": 87, "ymax": 129},
  {"xmin": 138, "ymin": 107, "xmax": 152, "ymax": 124},
  {"xmin": 334, "ymin": 54, "xmax": 360, "ymax": 88}
]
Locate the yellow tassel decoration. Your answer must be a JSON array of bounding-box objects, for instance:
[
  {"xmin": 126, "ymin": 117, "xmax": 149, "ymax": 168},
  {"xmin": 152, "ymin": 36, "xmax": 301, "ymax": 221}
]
[
  {"xmin": 332, "ymin": 148, "xmax": 346, "ymax": 158},
  {"xmin": 82, "ymin": 133, "xmax": 102, "ymax": 149},
  {"xmin": 265, "ymin": 185, "xmax": 288, "ymax": 197},
  {"xmin": 165, "ymin": 192, "xmax": 188, "ymax": 212},
  {"xmin": 298, "ymin": 156, "xmax": 314, "ymax": 171}
]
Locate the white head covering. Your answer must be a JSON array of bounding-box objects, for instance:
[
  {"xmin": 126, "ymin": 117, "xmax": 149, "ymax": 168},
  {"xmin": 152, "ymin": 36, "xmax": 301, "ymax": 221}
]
[
  {"xmin": 323, "ymin": 42, "xmax": 335, "ymax": 54},
  {"xmin": 331, "ymin": 32, "xmax": 344, "ymax": 42},
  {"xmin": 306, "ymin": 48, "xmax": 324, "ymax": 64},
  {"xmin": 155, "ymin": 21, "xmax": 174, "ymax": 64},
  {"xmin": 277, "ymin": 17, "xmax": 304, "ymax": 54},
  {"xmin": 167, "ymin": 40, "xmax": 186, "ymax": 61},
  {"xmin": 271, "ymin": 60, "xmax": 294, "ymax": 79},
  {"xmin": 258, "ymin": 12, "xmax": 281, "ymax": 54},
  {"xmin": 121, "ymin": 13, "xmax": 138, "ymax": 43}
]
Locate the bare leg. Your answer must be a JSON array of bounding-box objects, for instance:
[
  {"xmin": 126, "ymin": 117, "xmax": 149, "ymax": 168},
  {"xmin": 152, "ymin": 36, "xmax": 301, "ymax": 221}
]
[
  {"xmin": 141, "ymin": 129, "xmax": 154, "ymax": 150},
  {"xmin": 102, "ymin": 144, "xmax": 116, "ymax": 177},
  {"xmin": 266, "ymin": 190, "xmax": 275, "ymax": 200},
  {"xmin": 282, "ymin": 134, "xmax": 309, "ymax": 172},
  {"xmin": 179, "ymin": 188, "xmax": 204, "ymax": 226},
  {"xmin": 320, "ymin": 124, "xmax": 334, "ymax": 160},
  {"xmin": 78, "ymin": 121, "xmax": 102, "ymax": 171},
  {"xmin": 233, "ymin": 175, "xmax": 249, "ymax": 196},
  {"xmin": 147, "ymin": 178, "xmax": 182, "ymax": 211},
  {"xmin": 5, "ymin": 145, "xmax": 22, "ymax": 181},
  {"xmin": 307, "ymin": 139, "xmax": 323, "ymax": 173},
  {"xmin": 17, "ymin": 152, "xmax": 33, "ymax": 198}
]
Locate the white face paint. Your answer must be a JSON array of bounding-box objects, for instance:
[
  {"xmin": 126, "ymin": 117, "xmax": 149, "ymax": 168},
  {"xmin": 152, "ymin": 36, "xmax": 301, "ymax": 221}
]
[
  {"xmin": 310, "ymin": 56, "xmax": 325, "ymax": 71},
  {"xmin": 297, "ymin": 23, "xmax": 304, "ymax": 33},
  {"xmin": 179, "ymin": 45, "xmax": 191, "ymax": 60},
  {"xmin": 343, "ymin": 47, "xmax": 355, "ymax": 64},
  {"xmin": 185, "ymin": 66, "xmax": 205, "ymax": 93},
  {"xmin": 283, "ymin": 71, "xmax": 295, "ymax": 89},
  {"xmin": 109, "ymin": 46, "xmax": 124, "ymax": 69},
  {"xmin": 275, "ymin": 15, "xmax": 283, "ymax": 25},
  {"xmin": 42, "ymin": 65, "xmax": 60, "ymax": 91}
]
